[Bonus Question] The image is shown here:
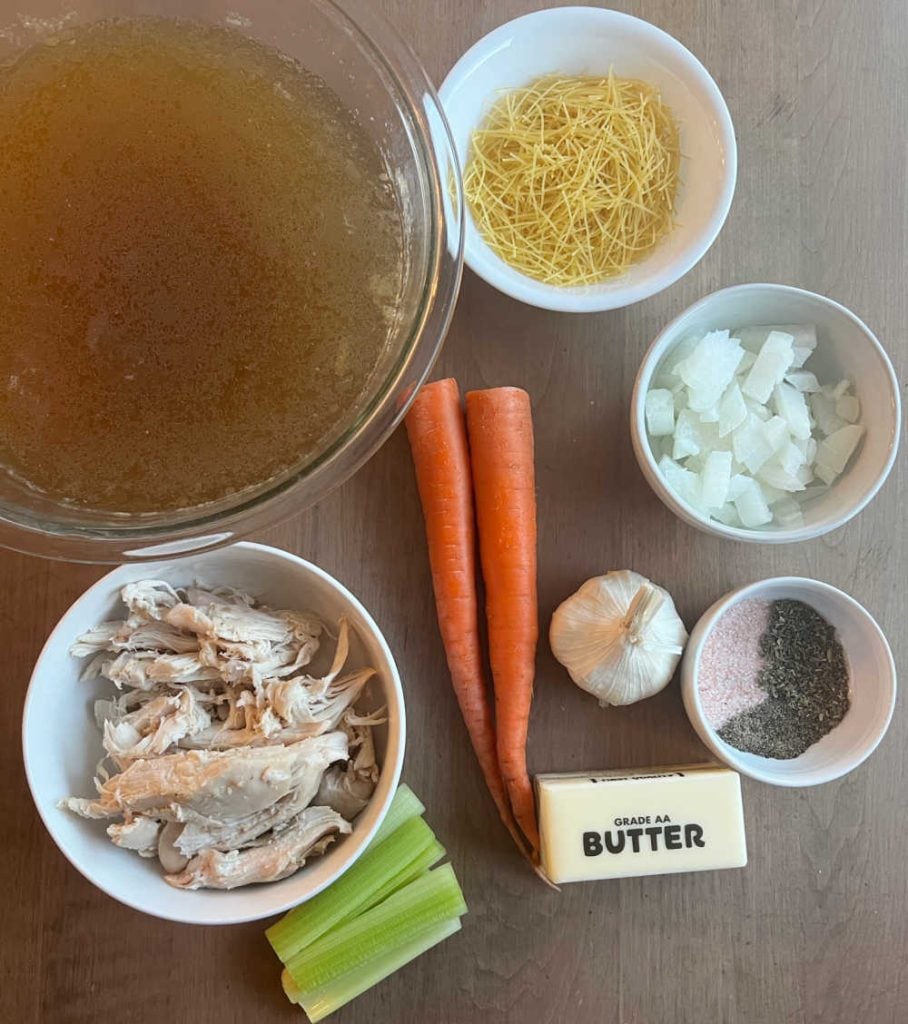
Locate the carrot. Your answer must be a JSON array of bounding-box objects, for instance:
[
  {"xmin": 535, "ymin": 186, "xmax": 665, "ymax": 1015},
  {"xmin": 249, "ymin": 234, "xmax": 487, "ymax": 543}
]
[
  {"xmin": 404, "ymin": 379, "xmax": 535, "ymax": 865},
  {"xmin": 464, "ymin": 387, "xmax": 539, "ymax": 854}
]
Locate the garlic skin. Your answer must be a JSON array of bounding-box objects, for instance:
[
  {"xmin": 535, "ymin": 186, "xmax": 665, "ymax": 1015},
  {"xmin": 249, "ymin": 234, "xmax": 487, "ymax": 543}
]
[{"xmin": 549, "ymin": 570, "xmax": 688, "ymax": 706}]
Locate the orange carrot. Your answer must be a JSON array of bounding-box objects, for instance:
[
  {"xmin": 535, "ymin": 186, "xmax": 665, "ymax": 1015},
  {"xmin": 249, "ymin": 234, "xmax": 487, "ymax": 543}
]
[
  {"xmin": 464, "ymin": 387, "xmax": 539, "ymax": 854},
  {"xmin": 404, "ymin": 379, "xmax": 534, "ymax": 864}
]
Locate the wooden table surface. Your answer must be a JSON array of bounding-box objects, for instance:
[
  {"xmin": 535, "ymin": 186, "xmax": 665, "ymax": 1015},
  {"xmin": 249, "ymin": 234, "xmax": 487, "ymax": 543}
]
[{"xmin": 2, "ymin": 1, "xmax": 906, "ymax": 1021}]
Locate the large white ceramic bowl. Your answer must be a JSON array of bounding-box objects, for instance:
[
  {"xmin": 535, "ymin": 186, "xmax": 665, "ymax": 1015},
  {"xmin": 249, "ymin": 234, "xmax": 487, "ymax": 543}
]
[
  {"xmin": 22, "ymin": 542, "xmax": 405, "ymax": 925},
  {"xmin": 681, "ymin": 577, "xmax": 896, "ymax": 786},
  {"xmin": 631, "ymin": 283, "xmax": 901, "ymax": 543},
  {"xmin": 439, "ymin": 6, "xmax": 736, "ymax": 312}
]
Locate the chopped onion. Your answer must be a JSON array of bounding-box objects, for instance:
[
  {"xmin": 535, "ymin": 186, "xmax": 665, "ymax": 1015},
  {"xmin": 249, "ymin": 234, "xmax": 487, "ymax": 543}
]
[
  {"xmin": 734, "ymin": 478, "xmax": 772, "ymax": 528},
  {"xmin": 713, "ymin": 502, "xmax": 741, "ymax": 527},
  {"xmin": 773, "ymin": 381, "xmax": 811, "ymax": 440},
  {"xmin": 732, "ymin": 414, "xmax": 774, "ymax": 474},
  {"xmin": 810, "ymin": 391, "xmax": 845, "ymax": 436},
  {"xmin": 737, "ymin": 350, "xmax": 757, "ymax": 374},
  {"xmin": 815, "ymin": 462, "xmax": 838, "ymax": 486},
  {"xmin": 742, "ymin": 331, "xmax": 793, "ymax": 403},
  {"xmin": 718, "ymin": 382, "xmax": 747, "ymax": 437},
  {"xmin": 785, "ymin": 370, "xmax": 820, "ymax": 392},
  {"xmin": 645, "ymin": 388, "xmax": 675, "ymax": 437},
  {"xmin": 699, "ymin": 451, "xmax": 732, "ymax": 508},
  {"xmin": 763, "ymin": 415, "xmax": 790, "ymax": 453},
  {"xmin": 758, "ymin": 462, "xmax": 805, "ymax": 493},
  {"xmin": 676, "ymin": 330, "xmax": 744, "ymax": 411},
  {"xmin": 836, "ymin": 395, "xmax": 860, "ymax": 423},
  {"xmin": 646, "ymin": 323, "xmax": 864, "ymax": 529},
  {"xmin": 777, "ymin": 440, "xmax": 805, "ymax": 477},
  {"xmin": 790, "ymin": 346, "xmax": 812, "ymax": 368},
  {"xmin": 727, "ymin": 474, "xmax": 752, "ymax": 502},
  {"xmin": 658, "ymin": 454, "xmax": 701, "ymax": 509},
  {"xmin": 672, "ymin": 409, "xmax": 718, "ymax": 460},
  {"xmin": 817, "ymin": 424, "xmax": 865, "ymax": 474}
]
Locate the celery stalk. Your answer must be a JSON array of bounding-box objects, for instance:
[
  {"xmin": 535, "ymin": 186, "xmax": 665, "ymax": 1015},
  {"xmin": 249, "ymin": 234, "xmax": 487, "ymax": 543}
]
[
  {"xmin": 286, "ymin": 864, "xmax": 467, "ymax": 992},
  {"xmin": 371, "ymin": 783, "xmax": 424, "ymax": 846},
  {"xmin": 281, "ymin": 968, "xmax": 302, "ymax": 1005},
  {"xmin": 298, "ymin": 918, "xmax": 462, "ymax": 1023},
  {"xmin": 267, "ymin": 815, "xmax": 440, "ymax": 963},
  {"xmin": 359, "ymin": 838, "xmax": 443, "ymax": 915}
]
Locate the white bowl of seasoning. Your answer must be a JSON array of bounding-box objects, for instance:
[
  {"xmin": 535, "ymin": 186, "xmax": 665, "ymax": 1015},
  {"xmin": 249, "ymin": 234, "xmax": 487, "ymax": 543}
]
[
  {"xmin": 631, "ymin": 284, "xmax": 901, "ymax": 543},
  {"xmin": 681, "ymin": 577, "xmax": 896, "ymax": 786},
  {"xmin": 22, "ymin": 542, "xmax": 405, "ymax": 924},
  {"xmin": 439, "ymin": 6, "xmax": 736, "ymax": 312}
]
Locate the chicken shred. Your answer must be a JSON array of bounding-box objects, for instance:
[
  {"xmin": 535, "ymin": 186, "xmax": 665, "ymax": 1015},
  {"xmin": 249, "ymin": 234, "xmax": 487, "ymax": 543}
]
[
  {"xmin": 62, "ymin": 579, "xmax": 385, "ymax": 890},
  {"xmin": 102, "ymin": 688, "xmax": 212, "ymax": 768},
  {"xmin": 165, "ymin": 806, "xmax": 351, "ymax": 889},
  {"xmin": 107, "ymin": 815, "xmax": 162, "ymax": 857}
]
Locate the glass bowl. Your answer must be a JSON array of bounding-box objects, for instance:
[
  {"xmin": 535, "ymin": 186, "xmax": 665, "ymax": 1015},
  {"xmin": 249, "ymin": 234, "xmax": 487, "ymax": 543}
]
[{"xmin": 0, "ymin": 0, "xmax": 463, "ymax": 562}]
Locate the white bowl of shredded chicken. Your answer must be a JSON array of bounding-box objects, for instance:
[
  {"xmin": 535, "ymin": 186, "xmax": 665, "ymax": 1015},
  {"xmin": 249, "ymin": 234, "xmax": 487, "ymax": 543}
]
[{"xmin": 22, "ymin": 542, "xmax": 405, "ymax": 925}]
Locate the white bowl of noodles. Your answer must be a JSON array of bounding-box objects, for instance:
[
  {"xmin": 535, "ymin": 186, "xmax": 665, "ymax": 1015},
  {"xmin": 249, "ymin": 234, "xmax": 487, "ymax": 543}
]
[{"xmin": 439, "ymin": 7, "xmax": 736, "ymax": 312}]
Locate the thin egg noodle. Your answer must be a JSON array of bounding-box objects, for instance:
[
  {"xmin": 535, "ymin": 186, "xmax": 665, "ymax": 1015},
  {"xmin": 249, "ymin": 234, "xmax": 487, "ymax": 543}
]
[{"xmin": 463, "ymin": 73, "xmax": 680, "ymax": 286}]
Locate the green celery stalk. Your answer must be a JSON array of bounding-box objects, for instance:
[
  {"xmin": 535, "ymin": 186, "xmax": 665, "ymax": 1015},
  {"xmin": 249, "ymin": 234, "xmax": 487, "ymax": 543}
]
[
  {"xmin": 281, "ymin": 969, "xmax": 302, "ymax": 1005},
  {"xmin": 298, "ymin": 918, "xmax": 462, "ymax": 1023},
  {"xmin": 371, "ymin": 783, "xmax": 424, "ymax": 846},
  {"xmin": 358, "ymin": 837, "xmax": 444, "ymax": 915},
  {"xmin": 286, "ymin": 863, "xmax": 467, "ymax": 993},
  {"xmin": 267, "ymin": 815, "xmax": 439, "ymax": 963}
]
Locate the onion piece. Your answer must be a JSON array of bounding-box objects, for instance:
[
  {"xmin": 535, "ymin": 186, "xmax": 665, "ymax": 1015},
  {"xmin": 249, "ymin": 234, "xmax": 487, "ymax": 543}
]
[
  {"xmin": 645, "ymin": 389, "xmax": 675, "ymax": 437},
  {"xmin": 817, "ymin": 424, "xmax": 865, "ymax": 474},
  {"xmin": 699, "ymin": 451, "xmax": 732, "ymax": 508},
  {"xmin": 734, "ymin": 479, "xmax": 772, "ymax": 528},
  {"xmin": 717, "ymin": 382, "xmax": 747, "ymax": 437},
  {"xmin": 836, "ymin": 395, "xmax": 860, "ymax": 423},
  {"xmin": 773, "ymin": 382, "xmax": 811, "ymax": 440},
  {"xmin": 742, "ymin": 331, "xmax": 794, "ymax": 403}
]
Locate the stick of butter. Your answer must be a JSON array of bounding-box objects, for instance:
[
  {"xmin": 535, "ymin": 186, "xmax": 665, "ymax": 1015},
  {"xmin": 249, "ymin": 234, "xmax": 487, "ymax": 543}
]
[{"xmin": 536, "ymin": 764, "xmax": 747, "ymax": 883}]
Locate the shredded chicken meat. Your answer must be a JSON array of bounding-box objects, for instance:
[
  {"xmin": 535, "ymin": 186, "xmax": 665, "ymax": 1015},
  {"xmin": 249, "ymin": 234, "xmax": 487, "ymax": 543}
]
[{"xmin": 62, "ymin": 579, "xmax": 384, "ymax": 890}]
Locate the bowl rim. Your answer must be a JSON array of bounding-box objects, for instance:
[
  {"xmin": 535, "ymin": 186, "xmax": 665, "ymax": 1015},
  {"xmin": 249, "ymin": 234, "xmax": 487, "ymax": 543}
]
[
  {"xmin": 680, "ymin": 576, "xmax": 897, "ymax": 786},
  {"xmin": 439, "ymin": 5, "xmax": 737, "ymax": 313},
  {"xmin": 0, "ymin": 0, "xmax": 465, "ymax": 561},
  {"xmin": 20, "ymin": 540, "xmax": 406, "ymax": 924},
  {"xmin": 631, "ymin": 282, "xmax": 903, "ymax": 543}
]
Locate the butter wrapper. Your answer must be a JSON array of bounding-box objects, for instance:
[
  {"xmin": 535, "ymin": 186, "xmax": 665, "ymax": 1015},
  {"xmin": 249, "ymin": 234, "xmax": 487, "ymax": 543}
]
[{"xmin": 536, "ymin": 764, "xmax": 747, "ymax": 884}]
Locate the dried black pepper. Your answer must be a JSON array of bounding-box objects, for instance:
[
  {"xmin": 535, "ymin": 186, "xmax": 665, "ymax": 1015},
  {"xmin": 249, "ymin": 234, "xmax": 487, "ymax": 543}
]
[{"xmin": 718, "ymin": 599, "xmax": 850, "ymax": 759}]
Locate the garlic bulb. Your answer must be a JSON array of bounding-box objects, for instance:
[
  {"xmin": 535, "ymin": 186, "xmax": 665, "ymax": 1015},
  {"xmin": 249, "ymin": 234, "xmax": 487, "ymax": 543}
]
[{"xmin": 549, "ymin": 570, "xmax": 688, "ymax": 707}]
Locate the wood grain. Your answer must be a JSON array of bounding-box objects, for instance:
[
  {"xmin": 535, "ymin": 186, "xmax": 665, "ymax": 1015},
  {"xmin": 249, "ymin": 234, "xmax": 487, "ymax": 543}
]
[{"xmin": 2, "ymin": 1, "xmax": 906, "ymax": 1021}]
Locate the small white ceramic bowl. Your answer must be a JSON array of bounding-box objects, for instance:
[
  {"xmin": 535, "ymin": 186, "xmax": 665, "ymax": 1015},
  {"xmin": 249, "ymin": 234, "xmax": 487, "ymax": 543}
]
[
  {"xmin": 439, "ymin": 6, "xmax": 736, "ymax": 312},
  {"xmin": 681, "ymin": 577, "xmax": 896, "ymax": 786},
  {"xmin": 631, "ymin": 283, "xmax": 901, "ymax": 543},
  {"xmin": 22, "ymin": 542, "xmax": 405, "ymax": 925}
]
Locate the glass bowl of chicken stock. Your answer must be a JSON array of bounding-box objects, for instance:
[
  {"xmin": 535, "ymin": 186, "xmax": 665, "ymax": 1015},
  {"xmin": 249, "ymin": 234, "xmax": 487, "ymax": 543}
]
[{"xmin": 0, "ymin": 0, "xmax": 463, "ymax": 562}]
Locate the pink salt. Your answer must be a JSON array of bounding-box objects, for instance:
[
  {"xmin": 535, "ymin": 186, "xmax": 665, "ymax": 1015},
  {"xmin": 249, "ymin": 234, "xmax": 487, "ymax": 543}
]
[{"xmin": 698, "ymin": 599, "xmax": 771, "ymax": 729}]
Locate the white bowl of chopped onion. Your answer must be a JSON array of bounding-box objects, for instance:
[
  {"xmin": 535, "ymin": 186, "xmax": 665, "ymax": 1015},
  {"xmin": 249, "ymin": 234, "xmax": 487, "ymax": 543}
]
[
  {"xmin": 631, "ymin": 284, "xmax": 901, "ymax": 542},
  {"xmin": 22, "ymin": 542, "xmax": 405, "ymax": 924},
  {"xmin": 439, "ymin": 7, "xmax": 736, "ymax": 312}
]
